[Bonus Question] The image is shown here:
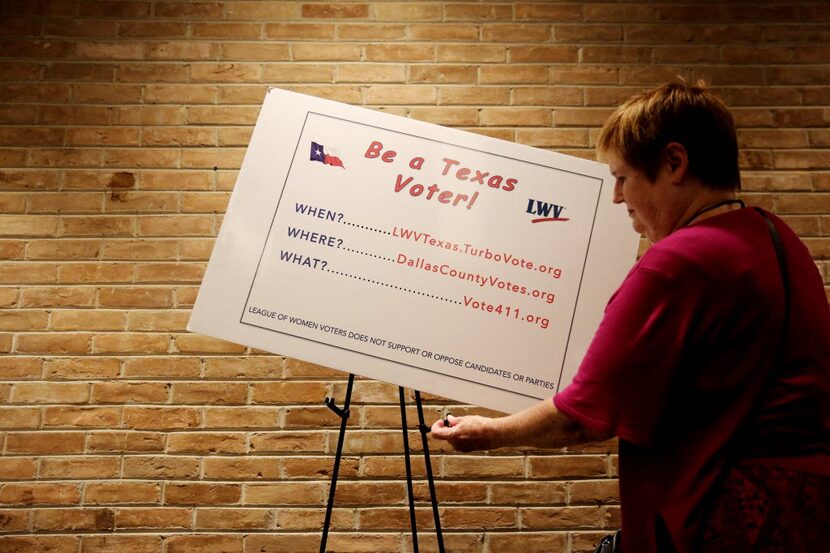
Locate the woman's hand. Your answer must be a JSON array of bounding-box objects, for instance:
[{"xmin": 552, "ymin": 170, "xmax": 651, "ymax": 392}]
[
  {"xmin": 430, "ymin": 399, "xmax": 608, "ymax": 452},
  {"xmin": 430, "ymin": 414, "xmax": 501, "ymax": 453}
]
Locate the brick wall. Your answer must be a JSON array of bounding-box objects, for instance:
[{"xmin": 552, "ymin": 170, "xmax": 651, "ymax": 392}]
[{"xmin": 1, "ymin": 1, "xmax": 828, "ymax": 552}]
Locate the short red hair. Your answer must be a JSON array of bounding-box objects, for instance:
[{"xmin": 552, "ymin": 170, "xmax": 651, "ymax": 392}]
[{"xmin": 598, "ymin": 80, "xmax": 741, "ymax": 191}]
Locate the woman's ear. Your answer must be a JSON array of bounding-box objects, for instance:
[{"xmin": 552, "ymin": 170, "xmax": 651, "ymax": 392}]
[{"xmin": 663, "ymin": 142, "xmax": 689, "ymax": 184}]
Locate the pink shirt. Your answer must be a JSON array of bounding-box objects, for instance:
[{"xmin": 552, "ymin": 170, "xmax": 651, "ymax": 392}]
[{"xmin": 554, "ymin": 208, "xmax": 830, "ymax": 553}]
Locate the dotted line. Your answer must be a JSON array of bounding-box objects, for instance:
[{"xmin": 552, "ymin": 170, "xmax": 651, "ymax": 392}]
[
  {"xmin": 340, "ymin": 247, "xmax": 395, "ymax": 262},
  {"xmin": 341, "ymin": 220, "xmax": 391, "ymax": 235},
  {"xmin": 326, "ymin": 269, "xmax": 461, "ymax": 305}
]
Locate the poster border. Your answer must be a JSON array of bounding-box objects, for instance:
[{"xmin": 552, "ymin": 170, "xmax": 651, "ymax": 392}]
[{"xmin": 238, "ymin": 109, "xmax": 606, "ymax": 400}]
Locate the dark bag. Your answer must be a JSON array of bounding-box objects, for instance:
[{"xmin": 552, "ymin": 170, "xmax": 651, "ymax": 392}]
[
  {"xmin": 700, "ymin": 208, "xmax": 795, "ymax": 551},
  {"xmin": 594, "ymin": 530, "xmax": 621, "ymax": 553}
]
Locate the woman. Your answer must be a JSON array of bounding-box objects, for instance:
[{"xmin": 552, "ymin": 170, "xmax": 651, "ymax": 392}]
[{"xmin": 431, "ymin": 81, "xmax": 830, "ymax": 552}]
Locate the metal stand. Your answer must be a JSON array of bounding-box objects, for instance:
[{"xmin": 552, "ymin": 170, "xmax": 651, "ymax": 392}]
[{"xmin": 319, "ymin": 374, "xmax": 445, "ymax": 553}]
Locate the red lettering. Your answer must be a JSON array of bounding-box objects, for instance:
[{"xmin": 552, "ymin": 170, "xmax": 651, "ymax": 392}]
[
  {"xmin": 441, "ymin": 158, "xmax": 460, "ymax": 176},
  {"xmin": 471, "ymin": 170, "xmax": 488, "ymax": 184},
  {"xmin": 426, "ymin": 184, "xmax": 440, "ymax": 200},
  {"xmin": 394, "ymin": 174, "xmax": 412, "ymax": 192},
  {"xmin": 365, "ymin": 140, "xmax": 383, "ymax": 158},
  {"xmin": 365, "ymin": 140, "xmax": 396, "ymax": 162}
]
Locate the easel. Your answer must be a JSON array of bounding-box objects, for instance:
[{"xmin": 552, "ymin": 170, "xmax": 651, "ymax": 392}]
[{"xmin": 319, "ymin": 373, "xmax": 445, "ymax": 553}]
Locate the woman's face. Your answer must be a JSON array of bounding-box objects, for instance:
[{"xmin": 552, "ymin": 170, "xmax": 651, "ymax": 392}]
[{"xmin": 606, "ymin": 149, "xmax": 677, "ymax": 243}]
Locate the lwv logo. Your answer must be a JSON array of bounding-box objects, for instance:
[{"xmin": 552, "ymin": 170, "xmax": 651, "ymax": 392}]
[{"xmin": 526, "ymin": 198, "xmax": 569, "ymax": 223}]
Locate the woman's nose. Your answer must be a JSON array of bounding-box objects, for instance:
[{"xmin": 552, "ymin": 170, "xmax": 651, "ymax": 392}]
[{"xmin": 612, "ymin": 181, "xmax": 624, "ymax": 204}]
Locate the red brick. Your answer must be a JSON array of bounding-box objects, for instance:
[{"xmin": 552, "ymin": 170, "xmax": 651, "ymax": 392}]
[
  {"xmin": 284, "ymin": 405, "xmax": 360, "ymax": 429},
  {"xmin": 520, "ymin": 506, "xmax": 602, "ymax": 529},
  {"xmin": 82, "ymin": 482, "xmax": 159, "ymax": 505},
  {"xmin": 441, "ymin": 506, "xmax": 516, "ymax": 529},
  {"xmin": 195, "ymin": 508, "xmax": 273, "ymax": 530},
  {"xmin": 175, "ymin": 334, "xmax": 247, "ymax": 354},
  {"xmin": 0, "ymin": 407, "xmax": 40, "ymax": 428},
  {"xmin": 51, "ymin": 310, "xmax": 126, "ymax": 331},
  {"xmin": 121, "ymin": 455, "xmax": 200, "ymax": 479},
  {"xmin": 123, "ymin": 407, "xmax": 200, "ymax": 430},
  {"xmin": 80, "ymin": 535, "xmax": 163, "ymax": 553},
  {"xmin": 204, "ymin": 407, "xmax": 278, "ymax": 429},
  {"xmin": 181, "ymin": 191, "xmax": 230, "ymax": 212},
  {"xmin": 251, "ymin": 381, "xmax": 328, "ymax": 404},
  {"xmin": 195, "ymin": 23, "xmax": 264, "ymax": 40},
  {"xmin": 56, "ymin": 261, "xmax": 134, "ymax": 283},
  {"xmin": 409, "ymin": 65, "xmax": 477, "ymax": 84},
  {"xmin": 126, "ymin": 310, "xmax": 189, "ymax": 332},
  {"xmin": 203, "ymin": 457, "xmax": 282, "ymax": 480},
  {"xmin": 283, "ymin": 456, "xmax": 359, "ymax": 479},
  {"xmin": 92, "ymin": 381, "xmax": 170, "ymax": 404},
  {"xmin": 166, "ymin": 535, "xmax": 243, "ymax": 553},
  {"xmin": 166, "ymin": 432, "xmax": 247, "ymax": 455},
  {"xmin": 122, "ymin": 356, "xmax": 200, "ymax": 378},
  {"xmin": 410, "ymin": 23, "xmax": 477, "ymax": 41},
  {"xmin": 409, "ymin": 107, "xmax": 479, "ymax": 127},
  {"xmin": 164, "ymin": 483, "xmax": 241, "ymax": 505},
  {"xmin": 114, "ymin": 507, "xmax": 192, "ymax": 530},
  {"xmin": 276, "ymin": 507, "xmax": 354, "ymax": 530},
  {"xmin": 0, "ymin": 357, "xmax": 41, "ymax": 378},
  {"xmin": 333, "ymin": 481, "xmax": 406, "ymax": 505},
  {"xmin": 41, "ymin": 13, "xmax": 115, "ymax": 34},
  {"xmin": 282, "ymin": 358, "xmax": 346, "ymax": 380},
  {"xmin": 0, "ymin": 310, "xmax": 48, "ymax": 331},
  {"xmin": 39, "ymin": 457, "xmax": 120, "ymax": 479},
  {"xmin": 0, "ymin": 483, "xmax": 81, "ymax": 505},
  {"xmin": 15, "ymin": 334, "xmax": 91, "ymax": 355},
  {"xmin": 43, "ymin": 406, "xmax": 120, "ymax": 428},
  {"xmin": 302, "ymin": 3, "xmax": 369, "ymax": 19},
  {"xmin": 569, "ymin": 480, "xmax": 620, "ymax": 504},
  {"xmin": 98, "ymin": 288, "xmax": 173, "ymax": 309},
  {"xmin": 0, "ymin": 508, "xmax": 29, "ymax": 532},
  {"xmin": 171, "ymin": 382, "xmax": 248, "ymax": 405},
  {"xmin": 244, "ymin": 482, "xmax": 323, "ymax": 505},
  {"xmin": 190, "ymin": 63, "xmax": 260, "ymax": 83},
  {"xmin": 0, "ymin": 215, "xmax": 59, "ymax": 237},
  {"xmin": 101, "ymin": 239, "xmax": 178, "ymax": 260},
  {"xmin": 33, "ymin": 508, "xmax": 114, "ymax": 531},
  {"xmin": 86, "ymin": 431, "xmax": 165, "ymax": 453},
  {"xmin": 339, "ymin": 23, "xmax": 406, "ymax": 40},
  {"xmin": 0, "ymin": 536, "xmax": 79, "ymax": 553},
  {"xmin": 487, "ymin": 532, "xmax": 567, "ymax": 552},
  {"xmin": 44, "ymin": 357, "xmax": 120, "ymax": 380},
  {"xmin": 92, "ymin": 333, "xmax": 170, "ymax": 354},
  {"xmin": 153, "ymin": 41, "xmax": 220, "ymax": 63},
  {"xmin": 60, "ymin": 216, "xmax": 134, "ymax": 237},
  {"xmin": 249, "ymin": 431, "xmax": 326, "ymax": 453},
  {"xmin": 0, "ymin": 126, "xmax": 64, "ymax": 146},
  {"xmin": 0, "ymin": 240, "xmax": 24, "ymax": 259},
  {"xmin": 358, "ymin": 506, "xmax": 434, "ymax": 530}
]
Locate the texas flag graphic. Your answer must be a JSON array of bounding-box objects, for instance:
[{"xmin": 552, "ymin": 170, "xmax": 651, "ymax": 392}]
[{"xmin": 310, "ymin": 141, "xmax": 345, "ymax": 169}]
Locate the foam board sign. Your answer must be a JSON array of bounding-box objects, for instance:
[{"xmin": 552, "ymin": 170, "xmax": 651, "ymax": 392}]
[{"xmin": 188, "ymin": 88, "xmax": 639, "ymax": 414}]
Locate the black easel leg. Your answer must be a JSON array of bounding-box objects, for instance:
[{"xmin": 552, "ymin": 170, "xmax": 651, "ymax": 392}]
[
  {"xmin": 399, "ymin": 386, "xmax": 419, "ymax": 553},
  {"xmin": 415, "ymin": 390, "xmax": 445, "ymax": 553},
  {"xmin": 319, "ymin": 373, "xmax": 354, "ymax": 553}
]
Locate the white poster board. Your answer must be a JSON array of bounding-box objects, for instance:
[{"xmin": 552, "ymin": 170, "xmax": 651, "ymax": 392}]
[{"xmin": 188, "ymin": 88, "xmax": 638, "ymax": 414}]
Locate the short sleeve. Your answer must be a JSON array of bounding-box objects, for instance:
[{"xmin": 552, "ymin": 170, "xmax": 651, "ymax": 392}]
[{"xmin": 554, "ymin": 261, "xmax": 707, "ymax": 446}]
